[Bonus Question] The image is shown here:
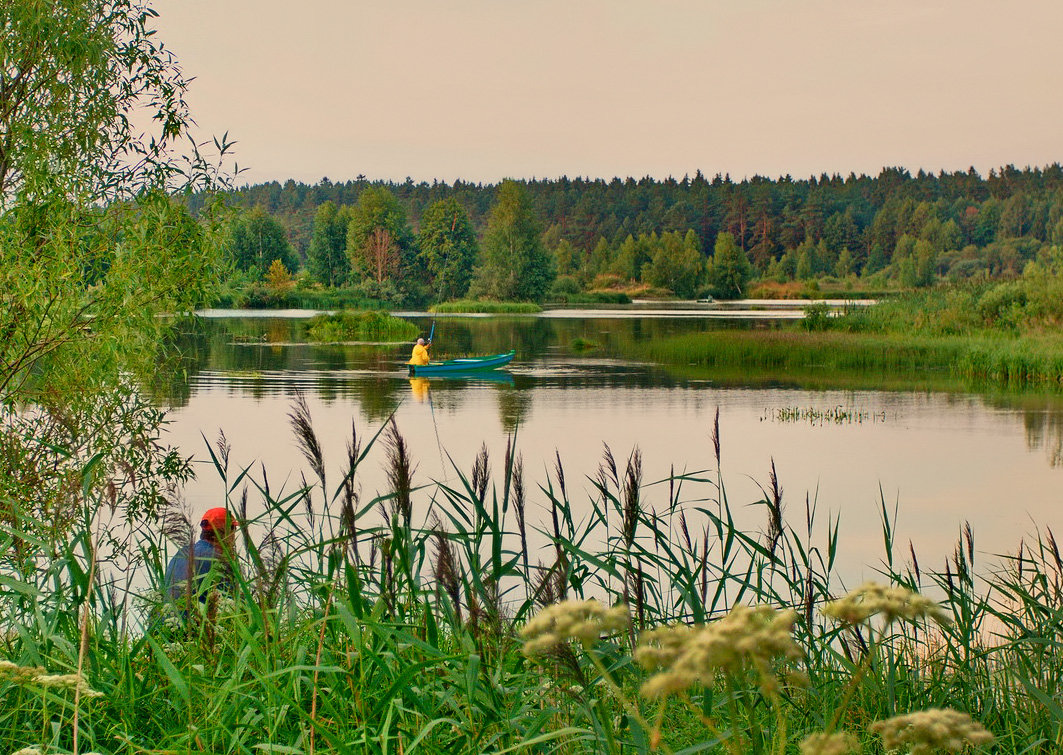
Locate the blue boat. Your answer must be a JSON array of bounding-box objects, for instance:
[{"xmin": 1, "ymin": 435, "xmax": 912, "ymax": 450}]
[{"xmin": 408, "ymin": 350, "xmax": 515, "ymax": 377}]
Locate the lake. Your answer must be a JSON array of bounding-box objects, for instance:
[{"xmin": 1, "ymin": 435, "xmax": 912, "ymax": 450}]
[{"xmin": 156, "ymin": 308, "xmax": 1063, "ymax": 585}]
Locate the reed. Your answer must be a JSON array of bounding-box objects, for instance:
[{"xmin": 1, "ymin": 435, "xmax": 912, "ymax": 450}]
[
  {"xmin": 429, "ymin": 300, "xmax": 542, "ymax": 314},
  {"xmin": 304, "ymin": 310, "xmax": 419, "ymax": 343},
  {"xmin": 0, "ymin": 402, "xmax": 1056, "ymax": 753}
]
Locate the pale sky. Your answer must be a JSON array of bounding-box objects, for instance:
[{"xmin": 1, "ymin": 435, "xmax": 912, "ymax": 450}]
[{"xmin": 156, "ymin": 0, "xmax": 1063, "ymax": 186}]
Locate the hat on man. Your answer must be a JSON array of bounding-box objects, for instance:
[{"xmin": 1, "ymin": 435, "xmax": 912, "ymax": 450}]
[{"xmin": 200, "ymin": 507, "xmax": 238, "ymax": 532}]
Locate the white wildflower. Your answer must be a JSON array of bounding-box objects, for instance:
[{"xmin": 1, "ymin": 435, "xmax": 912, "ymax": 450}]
[
  {"xmin": 520, "ymin": 599, "xmax": 629, "ymax": 656},
  {"xmin": 823, "ymin": 583, "xmax": 950, "ymax": 627},
  {"xmin": 635, "ymin": 605, "xmax": 803, "ymax": 698},
  {"xmin": 871, "ymin": 708, "xmax": 994, "ymax": 754},
  {"xmin": 799, "ymin": 731, "xmax": 862, "ymax": 755}
]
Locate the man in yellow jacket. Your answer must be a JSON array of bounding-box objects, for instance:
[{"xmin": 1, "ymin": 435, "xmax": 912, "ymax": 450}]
[{"xmin": 408, "ymin": 337, "xmax": 431, "ymax": 366}]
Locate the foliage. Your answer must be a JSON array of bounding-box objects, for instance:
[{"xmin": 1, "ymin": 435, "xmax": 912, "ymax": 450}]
[
  {"xmin": 429, "ymin": 299, "xmax": 542, "ymax": 314},
  {"xmin": 0, "ymin": 0, "xmax": 230, "ymax": 207},
  {"xmin": 470, "ymin": 180, "xmax": 556, "ymax": 302},
  {"xmin": 226, "ymin": 207, "xmax": 298, "ymax": 280},
  {"xmin": 0, "ymin": 406, "xmax": 1043, "ymax": 752},
  {"xmin": 307, "ymin": 200, "xmax": 351, "ymax": 286},
  {"xmin": 705, "ymin": 231, "xmax": 753, "ymax": 299},
  {"xmin": 346, "ymin": 186, "xmax": 415, "ymax": 284},
  {"xmin": 305, "ymin": 310, "xmax": 419, "ymax": 343},
  {"xmin": 417, "ymin": 197, "xmax": 478, "ymax": 300}
]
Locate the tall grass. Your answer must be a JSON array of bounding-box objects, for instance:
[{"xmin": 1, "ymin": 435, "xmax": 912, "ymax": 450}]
[
  {"xmin": 0, "ymin": 402, "xmax": 1056, "ymax": 752},
  {"xmin": 304, "ymin": 310, "xmax": 420, "ymax": 343},
  {"xmin": 429, "ymin": 300, "xmax": 542, "ymax": 314}
]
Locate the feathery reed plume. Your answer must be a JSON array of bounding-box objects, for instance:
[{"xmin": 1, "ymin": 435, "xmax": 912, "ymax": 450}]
[
  {"xmin": 909, "ymin": 540, "xmax": 921, "ymax": 584},
  {"xmin": 554, "ymin": 449, "xmax": 567, "ymax": 501},
  {"xmin": 679, "ymin": 510, "xmax": 693, "ymax": 553},
  {"xmin": 513, "ymin": 452, "xmax": 528, "ymax": 574},
  {"xmin": 260, "ymin": 461, "xmax": 270, "ymax": 501},
  {"xmin": 699, "ymin": 525, "xmax": 710, "ymax": 608},
  {"xmin": 289, "ymin": 393, "xmax": 325, "ymax": 507},
  {"xmin": 471, "ymin": 443, "xmax": 489, "ymax": 505},
  {"xmin": 765, "ymin": 457, "xmax": 784, "ymax": 556},
  {"xmin": 299, "ymin": 472, "xmax": 314, "ymax": 530},
  {"xmin": 1017, "ymin": 539, "xmax": 1025, "ymax": 582},
  {"xmin": 158, "ymin": 492, "xmax": 193, "ymax": 546},
  {"xmin": 432, "ymin": 522, "xmax": 462, "ymax": 624},
  {"xmin": 601, "ymin": 443, "xmax": 619, "ymax": 489},
  {"xmin": 1046, "ymin": 526, "xmax": 1062, "ymax": 572},
  {"xmin": 711, "ymin": 406, "xmax": 721, "ymax": 467},
  {"xmin": 384, "ymin": 419, "xmax": 415, "ymax": 529},
  {"xmin": 622, "ymin": 448, "xmax": 642, "ymax": 549},
  {"xmin": 341, "ymin": 420, "xmax": 362, "ymax": 562},
  {"xmin": 255, "ymin": 530, "xmax": 285, "ymax": 608},
  {"xmin": 953, "ymin": 541, "xmax": 969, "ymax": 586},
  {"xmin": 533, "ymin": 557, "xmax": 568, "ymax": 607},
  {"xmin": 215, "ymin": 429, "xmax": 231, "ymax": 477},
  {"xmin": 964, "ymin": 520, "xmax": 974, "ymax": 565}
]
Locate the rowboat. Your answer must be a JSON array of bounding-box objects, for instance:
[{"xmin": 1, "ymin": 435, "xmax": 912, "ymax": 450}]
[{"xmin": 408, "ymin": 350, "xmax": 515, "ymax": 376}]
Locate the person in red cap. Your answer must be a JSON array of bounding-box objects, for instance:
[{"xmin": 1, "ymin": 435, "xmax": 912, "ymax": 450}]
[{"xmin": 163, "ymin": 507, "xmax": 239, "ymax": 603}]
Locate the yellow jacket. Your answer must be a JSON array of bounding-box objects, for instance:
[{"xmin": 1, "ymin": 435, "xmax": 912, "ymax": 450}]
[{"xmin": 408, "ymin": 343, "xmax": 430, "ymax": 366}]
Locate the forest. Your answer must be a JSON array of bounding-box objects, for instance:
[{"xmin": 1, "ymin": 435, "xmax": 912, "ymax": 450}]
[{"xmin": 200, "ymin": 164, "xmax": 1063, "ymax": 305}]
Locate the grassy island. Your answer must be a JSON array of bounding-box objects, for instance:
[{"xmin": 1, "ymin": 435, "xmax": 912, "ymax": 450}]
[{"xmin": 305, "ymin": 310, "xmax": 419, "ymax": 343}]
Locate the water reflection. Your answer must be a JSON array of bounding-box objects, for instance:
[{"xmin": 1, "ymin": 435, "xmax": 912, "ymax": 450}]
[{"xmin": 154, "ymin": 312, "xmax": 1063, "ymax": 582}]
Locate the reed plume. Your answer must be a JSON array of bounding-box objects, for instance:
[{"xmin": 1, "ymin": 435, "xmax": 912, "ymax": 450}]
[
  {"xmin": 288, "ymin": 393, "xmax": 325, "ymax": 500},
  {"xmin": 384, "ymin": 419, "xmax": 414, "ymax": 529}
]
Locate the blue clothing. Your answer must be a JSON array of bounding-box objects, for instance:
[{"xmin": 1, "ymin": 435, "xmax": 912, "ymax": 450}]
[{"xmin": 163, "ymin": 538, "xmax": 223, "ymax": 602}]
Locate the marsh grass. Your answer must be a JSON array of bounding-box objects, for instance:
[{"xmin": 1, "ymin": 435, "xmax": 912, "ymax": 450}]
[
  {"xmin": 0, "ymin": 402, "xmax": 1054, "ymax": 753},
  {"xmin": 429, "ymin": 300, "xmax": 542, "ymax": 314},
  {"xmin": 638, "ymin": 330, "xmax": 1063, "ymax": 390},
  {"xmin": 304, "ymin": 310, "xmax": 419, "ymax": 343}
]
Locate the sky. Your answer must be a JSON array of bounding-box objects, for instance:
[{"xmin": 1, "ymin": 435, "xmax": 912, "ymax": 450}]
[{"xmin": 155, "ymin": 0, "xmax": 1063, "ymax": 186}]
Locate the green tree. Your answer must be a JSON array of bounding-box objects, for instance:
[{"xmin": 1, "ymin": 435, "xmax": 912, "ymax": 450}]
[
  {"xmin": 346, "ymin": 186, "xmax": 415, "ymax": 284},
  {"xmin": 470, "ymin": 180, "xmax": 555, "ymax": 301},
  {"xmin": 0, "ymin": 0, "xmax": 228, "ymax": 540},
  {"xmin": 417, "ymin": 198, "xmax": 478, "ymax": 301},
  {"xmin": 308, "ymin": 201, "xmax": 351, "ymax": 286},
  {"xmin": 228, "ymin": 208, "xmax": 298, "ymax": 279},
  {"xmin": 705, "ymin": 232, "xmax": 752, "ymax": 299},
  {"xmin": 644, "ymin": 230, "xmax": 702, "ymax": 297},
  {"xmin": 0, "ymin": 0, "xmax": 227, "ymax": 206}
]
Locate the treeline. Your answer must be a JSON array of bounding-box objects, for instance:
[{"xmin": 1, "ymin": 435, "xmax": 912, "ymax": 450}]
[{"xmin": 201, "ymin": 164, "xmax": 1063, "ymax": 304}]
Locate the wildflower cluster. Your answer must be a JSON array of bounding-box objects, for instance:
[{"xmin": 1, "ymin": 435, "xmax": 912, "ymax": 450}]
[
  {"xmin": 798, "ymin": 731, "xmax": 862, "ymax": 755},
  {"xmin": 634, "ymin": 604, "xmax": 802, "ymax": 698},
  {"xmin": 0, "ymin": 659, "xmax": 103, "ymax": 698},
  {"xmin": 520, "ymin": 599, "xmax": 629, "ymax": 657},
  {"xmin": 823, "ymin": 583, "xmax": 950, "ymax": 627},
  {"xmin": 870, "ymin": 708, "xmax": 994, "ymax": 754}
]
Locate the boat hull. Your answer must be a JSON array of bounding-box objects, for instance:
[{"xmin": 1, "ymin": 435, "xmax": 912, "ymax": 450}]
[{"xmin": 408, "ymin": 350, "xmax": 515, "ymax": 376}]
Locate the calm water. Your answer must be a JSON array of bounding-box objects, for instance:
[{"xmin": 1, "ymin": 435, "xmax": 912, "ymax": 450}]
[{"xmin": 156, "ymin": 310, "xmax": 1063, "ymax": 583}]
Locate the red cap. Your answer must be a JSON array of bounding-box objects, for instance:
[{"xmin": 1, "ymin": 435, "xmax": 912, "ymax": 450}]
[{"xmin": 200, "ymin": 507, "xmax": 238, "ymax": 531}]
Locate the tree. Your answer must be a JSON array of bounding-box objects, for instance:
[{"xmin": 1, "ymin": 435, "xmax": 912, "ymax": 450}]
[
  {"xmin": 0, "ymin": 0, "xmax": 227, "ymax": 206},
  {"xmin": 417, "ymin": 198, "xmax": 478, "ymax": 300},
  {"xmin": 705, "ymin": 232, "xmax": 752, "ymax": 299},
  {"xmin": 470, "ymin": 180, "xmax": 555, "ymax": 301},
  {"xmin": 308, "ymin": 201, "xmax": 351, "ymax": 286},
  {"xmin": 228, "ymin": 208, "xmax": 298, "ymax": 279},
  {"xmin": 346, "ymin": 186, "xmax": 414, "ymax": 284},
  {"xmin": 0, "ymin": 0, "xmax": 229, "ymax": 543},
  {"xmin": 644, "ymin": 230, "xmax": 702, "ymax": 298}
]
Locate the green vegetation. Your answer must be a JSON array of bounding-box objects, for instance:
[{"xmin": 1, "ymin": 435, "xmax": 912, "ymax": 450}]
[
  {"xmin": 0, "ymin": 405, "xmax": 1051, "ymax": 752},
  {"xmin": 194, "ymin": 162, "xmax": 1063, "ymax": 307},
  {"xmin": 429, "ymin": 299, "xmax": 543, "ymax": 314},
  {"xmin": 305, "ymin": 310, "xmax": 419, "ymax": 343}
]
